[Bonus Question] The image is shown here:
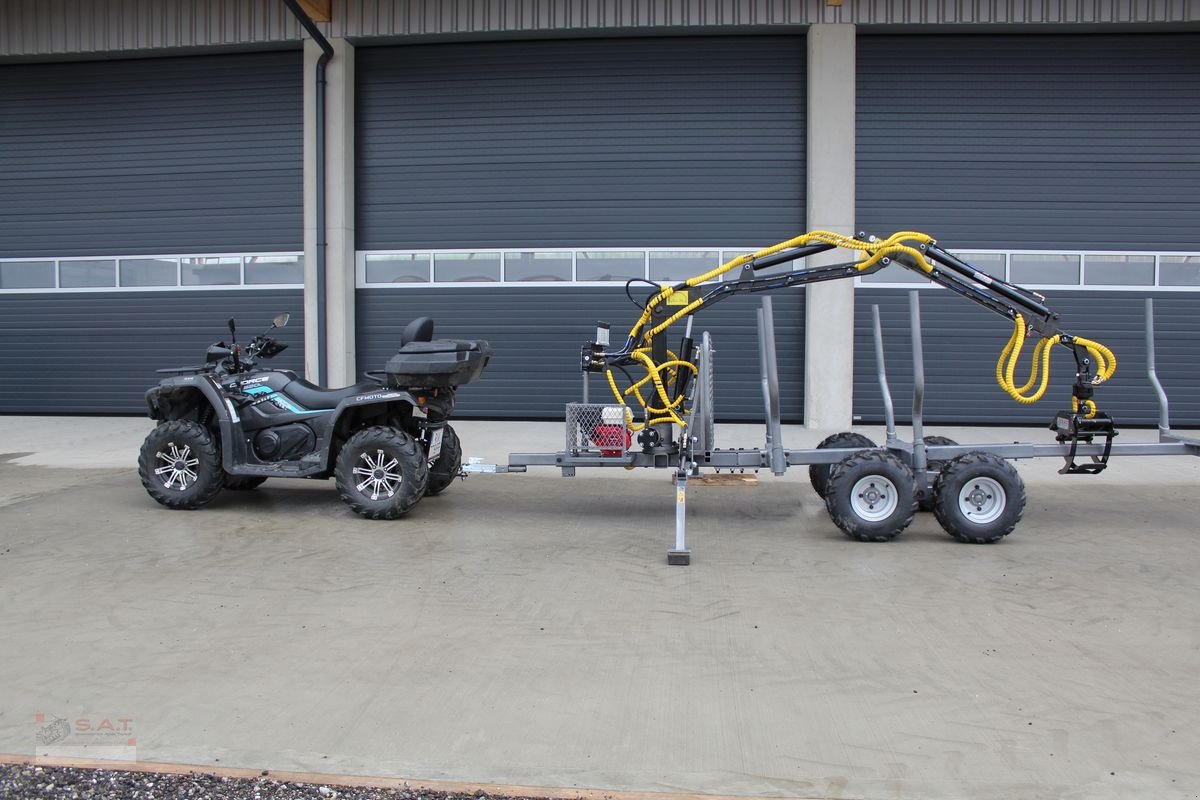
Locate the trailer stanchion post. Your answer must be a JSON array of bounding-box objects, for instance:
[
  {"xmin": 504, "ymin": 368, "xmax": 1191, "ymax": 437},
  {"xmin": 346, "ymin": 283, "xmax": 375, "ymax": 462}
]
[
  {"xmin": 871, "ymin": 304, "xmax": 898, "ymax": 447},
  {"xmin": 1145, "ymin": 297, "xmax": 1171, "ymax": 438},
  {"xmin": 909, "ymin": 291, "xmax": 927, "ymax": 471},
  {"xmin": 758, "ymin": 297, "xmax": 786, "ymax": 476}
]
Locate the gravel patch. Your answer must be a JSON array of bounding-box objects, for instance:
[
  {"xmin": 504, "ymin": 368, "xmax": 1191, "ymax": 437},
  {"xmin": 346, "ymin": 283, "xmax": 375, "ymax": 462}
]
[{"xmin": 0, "ymin": 764, "xmax": 567, "ymax": 800}]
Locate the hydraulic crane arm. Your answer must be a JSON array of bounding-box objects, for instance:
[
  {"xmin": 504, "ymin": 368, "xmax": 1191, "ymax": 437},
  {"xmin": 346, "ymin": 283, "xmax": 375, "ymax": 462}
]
[{"xmin": 583, "ymin": 231, "xmax": 1117, "ymax": 429}]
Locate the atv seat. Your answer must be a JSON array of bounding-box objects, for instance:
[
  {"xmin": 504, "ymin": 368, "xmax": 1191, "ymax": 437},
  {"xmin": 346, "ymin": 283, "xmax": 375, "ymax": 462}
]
[
  {"xmin": 401, "ymin": 316, "xmax": 435, "ymax": 346},
  {"xmin": 284, "ymin": 379, "xmax": 379, "ymax": 411}
]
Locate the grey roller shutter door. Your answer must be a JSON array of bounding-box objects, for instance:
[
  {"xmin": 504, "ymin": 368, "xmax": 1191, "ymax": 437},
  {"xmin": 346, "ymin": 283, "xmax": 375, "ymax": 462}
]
[
  {"xmin": 356, "ymin": 35, "xmax": 807, "ymax": 421},
  {"xmin": 854, "ymin": 33, "xmax": 1200, "ymax": 426},
  {"xmin": 356, "ymin": 35, "xmax": 805, "ymax": 248},
  {"xmin": 0, "ymin": 52, "xmax": 304, "ymax": 414},
  {"xmin": 857, "ymin": 33, "xmax": 1200, "ymax": 251},
  {"xmin": 0, "ymin": 51, "xmax": 303, "ymax": 257},
  {"xmin": 0, "ymin": 292, "xmax": 305, "ymax": 414},
  {"xmin": 853, "ymin": 289, "xmax": 1200, "ymax": 427}
]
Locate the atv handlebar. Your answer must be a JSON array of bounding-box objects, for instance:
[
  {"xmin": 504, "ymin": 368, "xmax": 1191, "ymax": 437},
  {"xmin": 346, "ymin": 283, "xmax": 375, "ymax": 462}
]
[{"xmin": 157, "ymin": 316, "xmax": 289, "ymax": 377}]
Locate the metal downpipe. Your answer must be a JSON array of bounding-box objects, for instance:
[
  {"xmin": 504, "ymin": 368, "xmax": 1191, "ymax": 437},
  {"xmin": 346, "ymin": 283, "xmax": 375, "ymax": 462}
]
[{"xmin": 282, "ymin": 0, "xmax": 334, "ymax": 386}]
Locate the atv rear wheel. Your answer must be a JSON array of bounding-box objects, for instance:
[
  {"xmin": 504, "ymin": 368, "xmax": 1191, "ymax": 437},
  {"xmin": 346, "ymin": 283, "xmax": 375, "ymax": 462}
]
[
  {"xmin": 335, "ymin": 426, "xmax": 429, "ymax": 519},
  {"xmin": 425, "ymin": 424, "xmax": 462, "ymax": 496},
  {"xmin": 138, "ymin": 420, "xmax": 224, "ymax": 510}
]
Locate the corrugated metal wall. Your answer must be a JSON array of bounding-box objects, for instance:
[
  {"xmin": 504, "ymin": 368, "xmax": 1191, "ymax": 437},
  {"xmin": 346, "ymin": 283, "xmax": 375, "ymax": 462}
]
[
  {"xmin": 337, "ymin": 0, "xmax": 1200, "ymax": 35},
  {"xmin": 0, "ymin": 51, "xmax": 302, "ymax": 257},
  {"xmin": 4, "ymin": 0, "xmax": 1198, "ymax": 58},
  {"xmin": 853, "ymin": 289, "xmax": 1200, "ymax": 427},
  {"xmin": 357, "ymin": 287, "xmax": 805, "ymax": 421},
  {"xmin": 356, "ymin": 35, "xmax": 806, "ymax": 249},
  {"xmin": 856, "ymin": 33, "xmax": 1200, "ymax": 251},
  {"xmin": 0, "ymin": 291, "xmax": 305, "ymax": 413}
]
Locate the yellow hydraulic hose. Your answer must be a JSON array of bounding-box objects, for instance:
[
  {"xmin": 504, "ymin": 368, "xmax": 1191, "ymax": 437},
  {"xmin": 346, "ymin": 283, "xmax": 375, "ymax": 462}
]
[
  {"xmin": 612, "ymin": 231, "xmax": 938, "ymax": 422},
  {"xmin": 605, "ymin": 229, "xmax": 1118, "ymax": 426},
  {"xmin": 1074, "ymin": 336, "xmax": 1117, "ymax": 383},
  {"xmin": 606, "ymin": 353, "xmax": 696, "ymax": 430},
  {"xmin": 626, "ymin": 230, "xmax": 936, "ymax": 344},
  {"xmin": 996, "ymin": 316, "xmax": 1056, "ymax": 404},
  {"xmin": 995, "ymin": 316, "xmax": 1118, "ymax": 412}
]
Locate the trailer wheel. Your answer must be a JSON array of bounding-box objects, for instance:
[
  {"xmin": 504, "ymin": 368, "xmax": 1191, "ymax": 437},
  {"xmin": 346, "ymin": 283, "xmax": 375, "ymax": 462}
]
[
  {"xmin": 335, "ymin": 426, "xmax": 429, "ymax": 519},
  {"xmin": 933, "ymin": 452, "xmax": 1025, "ymax": 543},
  {"xmin": 917, "ymin": 435, "xmax": 958, "ymax": 512},
  {"xmin": 824, "ymin": 449, "xmax": 915, "ymax": 542},
  {"xmin": 809, "ymin": 432, "xmax": 877, "ymax": 499}
]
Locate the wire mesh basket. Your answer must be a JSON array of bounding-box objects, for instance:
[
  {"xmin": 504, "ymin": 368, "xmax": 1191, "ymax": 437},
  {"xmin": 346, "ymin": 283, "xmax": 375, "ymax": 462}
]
[{"xmin": 565, "ymin": 403, "xmax": 631, "ymax": 456}]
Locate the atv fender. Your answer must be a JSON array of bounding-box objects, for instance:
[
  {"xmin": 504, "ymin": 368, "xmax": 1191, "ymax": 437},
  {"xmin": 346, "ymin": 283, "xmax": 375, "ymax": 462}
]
[
  {"xmin": 319, "ymin": 388, "xmax": 427, "ymax": 472},
  {"xmin": 145, "ymin": 374, "xmax": 244, "ymax": 472}
]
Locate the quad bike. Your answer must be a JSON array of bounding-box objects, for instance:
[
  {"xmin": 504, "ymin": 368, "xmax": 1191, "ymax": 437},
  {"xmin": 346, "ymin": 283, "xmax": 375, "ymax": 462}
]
[{"xmin": 138, "ymin": 313, "xmax": 491, "ymax": 519}]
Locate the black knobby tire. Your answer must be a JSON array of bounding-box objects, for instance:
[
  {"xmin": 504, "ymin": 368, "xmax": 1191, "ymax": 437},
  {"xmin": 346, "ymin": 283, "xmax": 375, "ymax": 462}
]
[
  {"xmin": 335, "ymin": 426, "xmax": 429, "ymax": 519},
  {"xmin": 824, "ymin": 449, "xmax": 916, "ymax": 542},
  {"xmin": 425, "ymin": 425, "xmax": 462, "ymax": 497},
  {"xmin": 809, "ymin": 432, "xmax": 878, "ymax": 499},
  {"xmin": 933, "ymin": 451, "xmax": 1025, "ymax": 544},
  {"xmin": 224, "ymin": 475, "xmax": 267, "ymax": 491},
  {"xmin": 138, "ymin": 420, "xmax": 225, "ymax": 510},
  {"xmin": 917, "ymin": 435, "xmax": 959, "ymax": 512}
]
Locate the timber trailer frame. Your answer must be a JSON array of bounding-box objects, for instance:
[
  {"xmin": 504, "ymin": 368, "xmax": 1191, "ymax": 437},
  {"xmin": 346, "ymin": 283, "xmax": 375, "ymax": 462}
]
[{"xmin": 466, "ymin": 231, "xmax": 1200, "ymax": 565}]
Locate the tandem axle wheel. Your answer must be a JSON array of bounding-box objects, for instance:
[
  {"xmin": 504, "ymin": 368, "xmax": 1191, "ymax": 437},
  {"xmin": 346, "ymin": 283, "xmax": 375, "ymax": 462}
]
[{"xmin": 821, "ymin": 443, "xmax": 1026, "ymax": 545}]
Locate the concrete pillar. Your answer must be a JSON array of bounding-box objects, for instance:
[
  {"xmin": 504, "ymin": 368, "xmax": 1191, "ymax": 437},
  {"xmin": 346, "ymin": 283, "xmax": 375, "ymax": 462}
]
[
  {"xmin": 303, "ymin": 37, "xmax": 356, "ymax": 388},
  {"xmin": 804, "ymin": 24, "xmax": 856, "ymax": 431}
]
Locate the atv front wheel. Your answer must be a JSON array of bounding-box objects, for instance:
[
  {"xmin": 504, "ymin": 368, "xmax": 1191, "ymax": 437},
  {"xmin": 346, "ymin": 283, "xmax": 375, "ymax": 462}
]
[
  {"xmin": 335, "ymin": 426, "xmax": 429, "ymax": 519},
  {"xmin": 138, "ymin": 420, "xmax": 224, "ymax": 510},
  {"xmin": 425, "ymin": 425, "xmax": 462, "ymax": 497}
]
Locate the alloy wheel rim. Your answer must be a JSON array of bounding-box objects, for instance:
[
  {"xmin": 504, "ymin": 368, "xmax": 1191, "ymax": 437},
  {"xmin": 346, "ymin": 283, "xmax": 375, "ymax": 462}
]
[
  {"xmin": 154, "ymin": 442, "xmax": 199, "ymax": 491},
  {"xmin": 352, "ymin": 448, "xmax": 402, "ymax": 500}
]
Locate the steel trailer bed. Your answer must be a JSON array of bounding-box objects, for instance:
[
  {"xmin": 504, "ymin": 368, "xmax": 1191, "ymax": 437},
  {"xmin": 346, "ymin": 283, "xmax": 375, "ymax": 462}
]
[{"xmin": 469, "ymin": 293, "xmax": 1199, "ymax": 565}]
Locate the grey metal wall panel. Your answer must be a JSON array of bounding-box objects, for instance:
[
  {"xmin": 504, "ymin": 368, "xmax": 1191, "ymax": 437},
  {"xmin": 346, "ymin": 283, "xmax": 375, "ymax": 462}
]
[
  {"xmin": 853, "ymin": 288, "xmax": 1200, "ymax": 427},
  {"xmin": 0, "ymin": 0, "xmax": 304, "ymax": 58},
  {"xmin": 0, "ymin": 51, "xmax": 302, "ymax": 258},
  {"xmin": 5, "ymin": 0, "xmax": 1199, "ymax": 58},
  {"xmin": 356, "ymin": 287, "xmax": 806, "ymax": 421},
  {"xmin": 0, "ymin": 290, "xmax": 305, "ymax": 413},
  {"xmin": 356, "ymin": 35, "xmax": 805, "ymax": 249},
  {"xmin": 339, "ymin": 0, "xmax": 1200, "ymax": 33},
  {"xmin": 856, "ymin": 33, "xmax": 1200, "ymax": 251}
]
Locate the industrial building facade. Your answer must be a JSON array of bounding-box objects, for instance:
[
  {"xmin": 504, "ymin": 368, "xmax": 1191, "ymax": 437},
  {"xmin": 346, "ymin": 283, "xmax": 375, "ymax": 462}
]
[{"xmin": 1, "ymin": 1, "xmax": 1197, "ymax": 426}]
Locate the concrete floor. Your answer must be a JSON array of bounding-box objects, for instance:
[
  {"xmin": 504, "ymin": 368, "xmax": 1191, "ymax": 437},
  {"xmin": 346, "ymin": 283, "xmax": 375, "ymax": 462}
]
[{"xmin": 1, "ymin": 416, "xmax": 1198, "ymax": 799}]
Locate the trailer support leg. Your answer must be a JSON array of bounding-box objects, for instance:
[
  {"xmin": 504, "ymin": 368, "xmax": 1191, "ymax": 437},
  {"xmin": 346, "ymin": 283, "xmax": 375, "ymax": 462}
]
[{"xmin": 669, "ymin": 465, "xmax": 691, "ymax": 565}]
